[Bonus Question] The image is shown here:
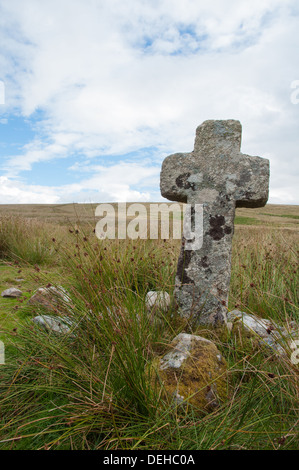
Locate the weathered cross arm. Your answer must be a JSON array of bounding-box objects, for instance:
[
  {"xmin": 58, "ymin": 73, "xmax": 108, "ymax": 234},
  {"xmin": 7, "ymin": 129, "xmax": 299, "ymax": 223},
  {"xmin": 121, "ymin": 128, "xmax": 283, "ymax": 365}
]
[
  {"xmin": 160, "ymin": 153, "xmax": 193, "ymax": 203},
  {"xmin": 233, "ymin": 154, "xmax": 269, "ymax": 208}
]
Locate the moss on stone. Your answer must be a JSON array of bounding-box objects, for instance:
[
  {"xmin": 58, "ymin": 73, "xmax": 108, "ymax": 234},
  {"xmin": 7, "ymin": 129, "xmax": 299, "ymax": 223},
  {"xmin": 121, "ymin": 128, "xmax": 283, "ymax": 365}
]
[{"xmin": 150, "ymin": 334, "xmax": 228, "ymax": 412}]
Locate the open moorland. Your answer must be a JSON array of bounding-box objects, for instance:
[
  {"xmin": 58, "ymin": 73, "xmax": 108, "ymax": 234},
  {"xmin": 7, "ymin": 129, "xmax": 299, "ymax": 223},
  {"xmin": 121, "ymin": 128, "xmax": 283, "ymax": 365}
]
[
  {"xmin": 0, "ymin": 202, "xmax": 298, "ymax": 229},
  {"xmin": 0, "ymin": 203, "xmax": 298, "ymax": 450}
]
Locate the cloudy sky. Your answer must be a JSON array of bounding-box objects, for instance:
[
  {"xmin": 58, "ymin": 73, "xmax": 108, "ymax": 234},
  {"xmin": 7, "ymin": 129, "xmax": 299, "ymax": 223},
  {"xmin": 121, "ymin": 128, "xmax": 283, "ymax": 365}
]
[{"xmin": 0, "ymin": 0, "xmax": 298, "ymax": 204}]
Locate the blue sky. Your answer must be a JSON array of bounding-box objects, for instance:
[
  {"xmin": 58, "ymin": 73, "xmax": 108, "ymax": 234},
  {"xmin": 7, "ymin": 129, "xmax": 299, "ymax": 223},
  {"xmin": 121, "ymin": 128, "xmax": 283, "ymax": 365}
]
[{"xmin": 0, "ymin": 0, "xmax": 298, "ymax": 204}]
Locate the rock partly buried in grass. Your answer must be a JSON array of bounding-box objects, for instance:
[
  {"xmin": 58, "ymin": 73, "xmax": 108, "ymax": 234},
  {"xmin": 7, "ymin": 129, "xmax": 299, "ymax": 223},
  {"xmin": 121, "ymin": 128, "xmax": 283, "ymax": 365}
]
[
  {"xmin": 151, "ymin": 333, "xmax": 227, "ymax": 411},
  {"xmin": 1, "ymin": 288, "xmax": 23, "ymax": 298},
  {"xmin": 227, "ymin": 310, "xmax": 298, "ymax": 355},
  {"xmin": 28, "ymin": 286, "xmax": 71, "ymax": 312},
  {"xmin": 145, "ymin": 291, "xmax": 171, "ymax": 312},
  {"xmin": 32, "ymin": 315, "xmax": 73, "ymax": 335}
]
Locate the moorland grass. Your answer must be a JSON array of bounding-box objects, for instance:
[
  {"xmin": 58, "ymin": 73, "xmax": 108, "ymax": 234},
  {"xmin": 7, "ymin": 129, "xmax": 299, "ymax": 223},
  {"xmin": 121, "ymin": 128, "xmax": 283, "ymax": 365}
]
[
  {"xmin": 0, "ymin": 215, "xmax": 64, "ymax": 265},
  {"xmin": 0, "ymin": 209, "xmax": 298, "ymax": 450}
]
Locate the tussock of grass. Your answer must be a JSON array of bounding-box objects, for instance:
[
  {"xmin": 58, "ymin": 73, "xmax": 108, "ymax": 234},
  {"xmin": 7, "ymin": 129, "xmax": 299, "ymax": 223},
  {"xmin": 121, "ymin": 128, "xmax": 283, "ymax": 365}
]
[
  {"xmin": 230, "ymin": 227, "xmax": 298, "ymax": 323},
  {"xmin": 0, "ymin": 213, "xmax": 298, "ymax": 450},
  {"xmin": 0, "ymin": 216, "xmax": 63, "ymax": 265}
]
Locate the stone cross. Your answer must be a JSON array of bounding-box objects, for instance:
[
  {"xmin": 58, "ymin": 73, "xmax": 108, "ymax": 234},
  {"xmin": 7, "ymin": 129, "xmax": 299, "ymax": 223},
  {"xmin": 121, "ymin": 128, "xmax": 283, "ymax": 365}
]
[{"xmin": 160, "ymin": 120, "xmax": 269, "ymax": 325}]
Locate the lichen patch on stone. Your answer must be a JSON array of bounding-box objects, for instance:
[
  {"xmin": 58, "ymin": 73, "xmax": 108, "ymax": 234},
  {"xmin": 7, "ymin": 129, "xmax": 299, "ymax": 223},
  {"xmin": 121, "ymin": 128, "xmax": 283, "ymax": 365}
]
[{"xmin": 150, "ymin": 333, "xmax": 228, "ymax": 411}]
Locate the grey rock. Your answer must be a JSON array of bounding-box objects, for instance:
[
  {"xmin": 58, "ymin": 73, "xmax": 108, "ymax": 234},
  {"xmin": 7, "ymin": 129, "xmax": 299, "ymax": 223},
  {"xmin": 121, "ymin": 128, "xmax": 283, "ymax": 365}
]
[
  {"xmin": 160, "ymin": 120, "xmax": 269, "ymax": 325},
  {"xmin": 34, "ymin": 286, "xmax": 71, "ymax": 302},
  {"xmin": 145, "ymin": 291, "xmax": 171, "ymax": 312},
  {"xmin": 1, "ymin": 288, "xmax": 23, "ymax": 298},
  {"xmin": 28, "ymin": 286, "xmax": 71, "ymax": 312},
  {"xmin": 227, "ymin": 310, "xmax": 298, "ymax": 354},
  {"xmin": 228, "ymin": 310, "xmax": 274, "ymax": 337},
  {"xmin": 152, "ymin": 333, "xmax": 227, "ymax": 409},
  {"xmin": 32, "ymin": 315, "xmax": 73, "ymax": 335},
  {"xmin": 160, "ymin": 333, "xmax": 212, "ymax": 369}
]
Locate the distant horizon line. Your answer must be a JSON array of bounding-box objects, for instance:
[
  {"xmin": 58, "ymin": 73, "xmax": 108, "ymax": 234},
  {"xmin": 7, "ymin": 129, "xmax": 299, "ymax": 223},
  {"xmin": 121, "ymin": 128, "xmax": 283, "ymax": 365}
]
[{"xmin": 0, "ymin": 202, "xmax": 298, "ymax": 207}]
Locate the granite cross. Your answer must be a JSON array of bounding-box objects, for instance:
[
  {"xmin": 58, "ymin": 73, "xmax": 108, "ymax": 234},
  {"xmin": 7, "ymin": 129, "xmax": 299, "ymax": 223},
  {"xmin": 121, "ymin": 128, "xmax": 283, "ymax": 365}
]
[{"xmin": 160, "ymin": 120, "xmax": 269, "ymax": 325}]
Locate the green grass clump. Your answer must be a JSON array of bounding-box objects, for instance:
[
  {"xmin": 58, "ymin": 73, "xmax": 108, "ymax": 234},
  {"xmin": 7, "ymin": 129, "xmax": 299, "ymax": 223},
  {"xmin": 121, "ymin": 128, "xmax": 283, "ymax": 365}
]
[
  {"xmin": 0, "ymin": 216, "xmax": 61, "ymax": 265},
  {"xmin": 230, "ymin": 228, "xmax": 298, "ymax": 323}
]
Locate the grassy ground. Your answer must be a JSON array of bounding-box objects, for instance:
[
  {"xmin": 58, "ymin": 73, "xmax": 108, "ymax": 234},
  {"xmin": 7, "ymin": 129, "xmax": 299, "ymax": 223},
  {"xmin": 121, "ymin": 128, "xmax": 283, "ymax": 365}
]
[
  {"xmin": 0, "ymin": 204, "xmax": 298, "ymax": 450},
  {"xmin": 0, "ymin": 202, "xmax": 298, "ymax": 229}
]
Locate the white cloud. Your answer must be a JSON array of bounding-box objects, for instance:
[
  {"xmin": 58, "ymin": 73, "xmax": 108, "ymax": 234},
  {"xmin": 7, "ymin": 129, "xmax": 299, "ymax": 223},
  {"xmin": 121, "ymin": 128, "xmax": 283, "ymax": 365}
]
[
  {"xmin": 64, "ymin": 161, "xmax": 160, "ymax": 202},
  {"xmin": 270, "ymin": 189, "xmax": 296, "ymax": 204},
  {"xmin": 0, "ymin": 176, "xmax": 60, "ymax": 204},
  {"xmin": 0, "ymin": 0, "xmax": 298, "ymax": 203},
  {"xmin": 0, "ymin": 160, "xmax": 159, "ymax": 204},
  {"xmin": 3, "ymin": 140, "xmax": 69, "ymax": 174}
]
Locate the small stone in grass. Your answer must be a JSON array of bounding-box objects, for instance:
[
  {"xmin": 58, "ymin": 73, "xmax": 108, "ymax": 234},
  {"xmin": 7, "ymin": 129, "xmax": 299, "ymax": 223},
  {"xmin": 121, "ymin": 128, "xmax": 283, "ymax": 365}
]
[
  {"xmin": 145, "ymin": 291, "xmax": 171, "ymax": 312},
  {"xmin": 1, "ymin": 288, "xmax": 23, "ymax": 298}
]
